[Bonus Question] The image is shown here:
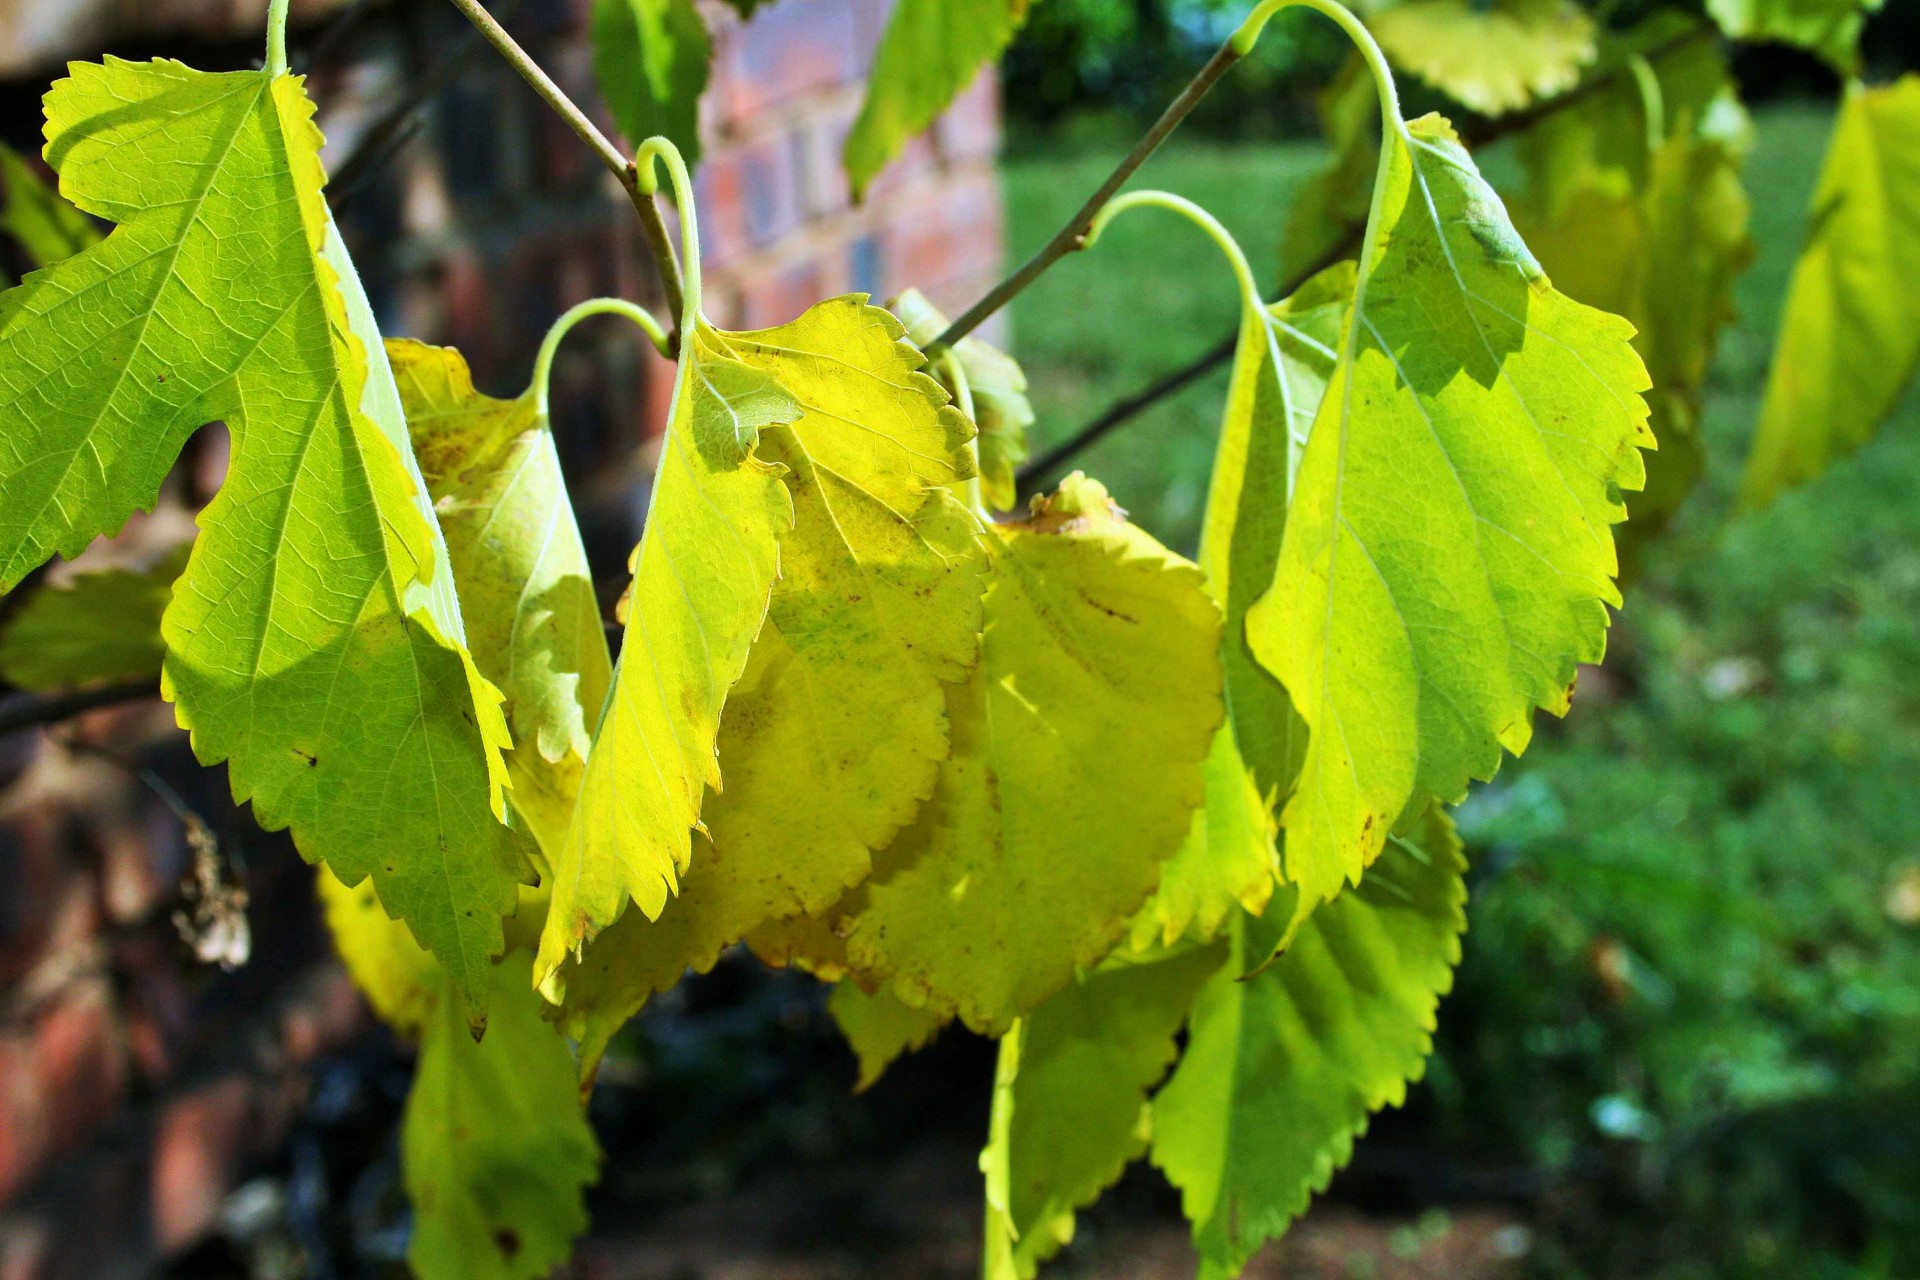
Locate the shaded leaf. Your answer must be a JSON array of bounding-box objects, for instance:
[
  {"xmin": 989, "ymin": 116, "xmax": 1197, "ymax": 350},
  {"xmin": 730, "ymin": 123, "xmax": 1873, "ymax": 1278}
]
[
  {"xmin": 982, "ymin": 944, "xmax": 1222, "ymax": 1279},
  {"xmin": 539, "ymin": 297, "xmax": 986, "ymax": 1070},
  {"xmin": 844, "ymin": 0, "xmax": 1033, "ymax": 200},
  {"xmin": 389, "ymin": 340, "xmax": 613, "ymax": 864},
  {"xmin": 317, "ymin": 866, "xmax": 441, "ymax": 1040},
  {"xmin": 1280, "ymin": 58, "xmax": 1378, "ymax": 282},
  {"xmin": 0, "ymin": 141, "xmax": 97, "ymax": 273},
  {"xmin": 0, "ymin": 542, "xmax": 188, "ymax": 691},
  {"xmin": 0, "ymin": 59, "xmax": 529, "ymax": 1021},
  {"xmin": 591, "ymin": 0, "xmax": 712, "ymax": 165},
  {"xmin": 1706, "ymin": 0, "xmax": 1879, "ymax": 74},
  {"xmin": 1247, "ymin": 113, "xmax": 1650, "ymax": 937},
  {"xmin": 756, "ymin": 474, "xmax": 1223, "ymax": 1033},
  {"xmin": 831, "ymin": 981, "xmax": 950, "ymax": 1090},
  {"xmin": 1151, "ymin": 809, "xmax": 1467, "ymax": 1279},
  {"xmin": 405, "ymin": 957, "xmax": 602, "ymax": 1280},
  {"xmin": 1740, "ymin": 77, "xmax": 1920, "ymax": 508},
  {"xmin": 1371, "ymin": 0, "xmax": 1597, "ymax": 117},
  {"xmin": 535, "ymin": 320, "xmax": 797, "ymax": 993}
]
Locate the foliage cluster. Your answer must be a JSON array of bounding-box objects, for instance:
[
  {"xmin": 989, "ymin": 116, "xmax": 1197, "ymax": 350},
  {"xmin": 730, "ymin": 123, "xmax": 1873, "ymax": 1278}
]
[{"xmin": 0, "ymin": 0, "xmax": 1913, "ymax": 1276}]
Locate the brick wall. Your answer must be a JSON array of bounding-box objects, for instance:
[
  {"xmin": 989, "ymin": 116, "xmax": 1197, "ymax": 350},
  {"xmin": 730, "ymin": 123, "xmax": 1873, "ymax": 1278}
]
[{"xmin": 0, "ymin": 0, "xmax": 1007, "ymax": 1274}]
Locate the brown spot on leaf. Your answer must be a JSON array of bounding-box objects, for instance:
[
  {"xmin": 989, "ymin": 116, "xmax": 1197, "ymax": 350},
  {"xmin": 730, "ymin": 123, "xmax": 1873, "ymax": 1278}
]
[{"xmin": 494, "ymin": 1229, "xmax": 521, "ymax": 1259}]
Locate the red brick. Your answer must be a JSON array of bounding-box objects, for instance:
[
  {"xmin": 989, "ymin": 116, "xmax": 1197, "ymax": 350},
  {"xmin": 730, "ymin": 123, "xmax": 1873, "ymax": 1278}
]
[
  {"xmin": 936, "ymin": 70, "xmax": 1001, "ymax": 164},
  {"xmin": 719, "ymin": 0, "xmax": 863, "ymax": 126},
  {"xmin": 0, "ymin": 979, "xmax": 124, "ymax": 1207},
  {"xmin": 150, "ymin": 1077, "xmax": 251, "ymax": 1254}
]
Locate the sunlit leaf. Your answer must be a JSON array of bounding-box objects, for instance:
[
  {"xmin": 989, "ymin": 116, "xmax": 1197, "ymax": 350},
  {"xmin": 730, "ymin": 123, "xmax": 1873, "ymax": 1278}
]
[
  {"xmin": 1740, "ymin": 77, "xmax": 1920, "ymax": 509},
  {"xmin": 844, "ymin": 0, "xmax": 1032, "ymax": 199},
  {"xmin": 317, "ymin": 866, "xmax": 442, "ymax": 1039},
  {"xmin": 1151, "ymin": 809, "xmax": 1467, "ymax": 1279},
  {"xmin": 0, "ymin": 59, "xmax": 530, "ymax": 1022},
  {"xmin": 982, "ymin": 944, "xmax": 1222, "ymax": 1279},
  {"xmin": 591, "ymin": 0, "xmax": 712, "ymax": 165},
  {"xmin": 0, "ymin": 542, "xmax": 187, "ymax": 691},
  {"xmin": 1371, "ymin": 0, "xmax": 1597, "ymax": 116},
  {"xmin": 535, "ymin": 320, "xmax": 797, "ymax": 994},
  {"xmin": 1248, "ymin": 113, "xmax": 1650, "ymax": 939},
  {"xmin": 389, "ymin": 339, "xmax": 613, "ymax": 863},
  {"xmin": 539, "ymin": 297, "xmax": 986, "ymax": 1070},
  {"xmin": 1136, "ymin": 266, "xmax": 1350, "ymax": 949},
  {"xmin": 756, "ymin": 474, "xmax": 1223, "ymax": 1033},
  {"xmin": 404, "ymin": 957, "xmax": 602, "ymax": 1280},
  {"xmin": 894, "ymin": 287, "xmax": 1034, "ymax": 512}
]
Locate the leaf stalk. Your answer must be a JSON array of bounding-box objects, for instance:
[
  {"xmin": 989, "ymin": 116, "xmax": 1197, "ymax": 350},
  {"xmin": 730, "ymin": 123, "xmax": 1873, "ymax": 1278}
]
[{"xmin": 530, "ymin": 298, "xmax": 672, "ymax": 418}]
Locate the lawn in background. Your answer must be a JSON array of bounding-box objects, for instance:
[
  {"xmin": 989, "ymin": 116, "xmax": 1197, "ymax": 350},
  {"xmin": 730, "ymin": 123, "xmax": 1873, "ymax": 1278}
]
[{"xmin": 1002, "ymin": 106, "xmax": 1920, "ymax": 1277}]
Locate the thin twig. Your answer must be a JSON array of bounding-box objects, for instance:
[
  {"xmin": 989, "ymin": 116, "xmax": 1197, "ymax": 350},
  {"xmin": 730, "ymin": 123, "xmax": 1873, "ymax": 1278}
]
[
  {"xmin": 0, "ymin": 680, "xmax": 161, "ymax": 738},
  {"xmin": 1016, "ymin": 19, "xmax": 1717, "ymax": 491},
  {"xmin": 929, "ymin": 42, "xmax": 1245, "ymax": 354},
  {"xmin": 442, "ymin": 0, "xmax": 686, "ymax": 328}
]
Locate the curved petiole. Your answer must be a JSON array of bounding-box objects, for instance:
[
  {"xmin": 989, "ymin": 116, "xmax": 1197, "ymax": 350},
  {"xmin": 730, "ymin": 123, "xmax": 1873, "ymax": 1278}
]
[
  {"xmin": 529, "ymin": 298, "xmax": 672, "ymax": 419},
  {"xmin": 633, "ymin": 137, "xmax": 704, "ymax": 336}
]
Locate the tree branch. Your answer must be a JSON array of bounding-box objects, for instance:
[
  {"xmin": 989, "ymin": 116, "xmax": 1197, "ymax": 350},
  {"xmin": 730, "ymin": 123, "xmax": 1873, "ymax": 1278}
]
[
  {"xmin": 0, "ymin": 681, "xmax": 161, "ymax": 738},
  {"xmin": 442, "ymin": 0, "xmax": 686, "ymax": 331}
]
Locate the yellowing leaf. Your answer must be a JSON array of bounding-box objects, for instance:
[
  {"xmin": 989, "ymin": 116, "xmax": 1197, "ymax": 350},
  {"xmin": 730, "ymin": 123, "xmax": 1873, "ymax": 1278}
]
[
  {"xmin": 830, "ymin": 981, "xmax": 949, "ymax": 1090},
  {"xmin": 318, "ymin": 866, "xmax": 442, "ymax": 1040},
  {"xmin": 1247, "ymin": 114, "xmax": 1650, "ymax": 937},
  {"xmin": 1139, "ymin": 268, "xmax": 1350, "ymax": 950},
  {"xmin": 0, "ymin": 542, "xmax": 187, "ymax": 691},
  {"xmin": 536, "ymin": 320, "xmax": 796, "ymax": 993},
  {"xmin": 404, "ymin": 956, "xmax": 602, "ymax": 1280},
  {"xmin": 0, "ymin": 141, "xmax": 97, "ymax": 272},
  {"xmin": 538, "ymin": 297, "xmax": 986, "ymax": 1070},
  {"xmin": 389, "ymin": 340, "xmax": 614, "ymax": 863},
  {"xmin": 591, "ymin": 0, "xmax": 712, "ymax": 165},
  {"xmin": 1740, "ymin": 77, "xmax": 1920, "ymax": 509},
  {"xmin": 844, "ymin": 0, "xmax": 1033, "ymax": 200},
  {"xmin": 762, "ymin": 474, "xmax": 1222, "ymax": 1034},
  {"xmin": 894, "ymin": 287, "xmax": 1034, "ymax": 512},
  {"xmin": 1370, "ymin": 0, "xmax": 1597, "ymax": 117},
  {"xmin": 981, "ymin": 944, "xmax": 1222, "ymax": 1280},
  {"xmin": 0, "ymin": 60, "xmax": 529, "ymax": 1022},
  {"xmin": 1151, "ymin": 809, "xmax": 1467, "ymax": 1279},
  {"xmin": 1706, "ymin": 0, "xmax": 1880, "ymax": 74}
]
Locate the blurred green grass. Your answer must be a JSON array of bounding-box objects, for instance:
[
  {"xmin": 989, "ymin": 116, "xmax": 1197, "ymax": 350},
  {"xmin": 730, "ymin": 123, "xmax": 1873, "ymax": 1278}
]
[{"xmin": 1003, "ymin": 104, "xmax": 1920, "ymax": 1275}]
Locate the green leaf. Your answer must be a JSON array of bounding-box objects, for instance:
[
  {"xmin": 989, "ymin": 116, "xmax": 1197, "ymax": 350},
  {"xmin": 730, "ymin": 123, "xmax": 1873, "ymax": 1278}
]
[
  {"xmin": 404, "ymin": 956, "xmax": 602, "ymax": 1280},
  {"xmin": 894, "ymin": 287, "xmax": 1034, "ymax": 512},
  {"xmin": 535, "ymin": 319, "xmax": 797, "ymax": 994},
  {"xmin": 1705, "ymin": 0, "xmax": 1880, "ymax": 74},
  {"xmin": 536, "ymin": 297, "xmax": 986, "ymax": 1070},
  {"xmin": 591, "ymin": 0, "xmax": 712, "ymax": 165},
  {"xmin": 0, "ymin": 60, "xmax": 529, "ymax": 1022},
  {"xmin": 844, "ymin": 0, "xmax": 1033, "ymax": 200},
  {"xmin": 1151, "ymin": 808, "xmax": 1467, "ymax": 1279},
  {"xmin": 830, "ymin": 981, "xmax": 949, "ymax": 1090},
  {"xmin": 1281, "ymin": 58, "xmax": 1379, "ymax": 282},
  {"xmin": 1370, "ymin": 0, "xmax": 1598, "ymax": 117},
  {"xmin": 0, "ymin": 141, "xmax": 97, "ymax": 272},
  {"xmin": 1740, "ymin": 77, "xmax": 1920, "ymax": 509},
  {"xmin": 1246, "ymin": 113, "xmax": 1650, "ymax": 936},
  {"xmin": 756, "ymin": 474, "xmax": 1223, "ymax": 1033},
  {"xmin": 1515, "ymin": 118, "xmax": 1752, "ymax": 556},
  {"xmin": 0, "ymin": 541, "xmax": 188, "ymax": 691},
  {"xmin": 389, "ymin": 339, "xmax": 614, "ymax": 864},
  {"xmin": 1136, "ymin": 267, "xmax": 1350, "ymax": 949},
  {"xmin": 981, "ymin": 944, "xmax": 1223, "ymax": 1279}
]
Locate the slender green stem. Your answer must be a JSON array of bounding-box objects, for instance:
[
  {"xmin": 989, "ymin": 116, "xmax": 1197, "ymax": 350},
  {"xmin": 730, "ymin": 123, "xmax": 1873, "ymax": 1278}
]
[
  {"xmin": 530, "ymin": 298, "xmax": 672, "ymax": 417},
  {"xmin": 266, "ymin": 0, "xmax": 292, "ymax": 75},
  {"xmin": 1626, "ymin": 53, "xmax": 1666, "ymax": 158},
  {"xmin": 927, "ymin": 39, "xmax": 1245, "ymax": 355},
  {"xmin": 1085, "ymin": 190, "xmax": 1264, "ymax": 319},
  {"xmin": 633, "ymin": 138, "xmax": 703, "ymax": 334},
  {"xmin": 441, "ymin": 0, "xmax": 686, "ymax": 332}
]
